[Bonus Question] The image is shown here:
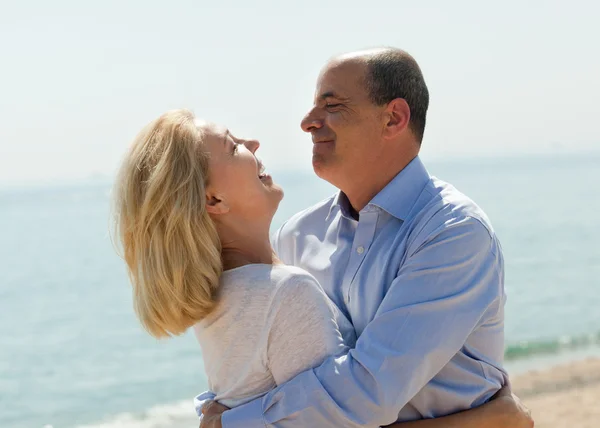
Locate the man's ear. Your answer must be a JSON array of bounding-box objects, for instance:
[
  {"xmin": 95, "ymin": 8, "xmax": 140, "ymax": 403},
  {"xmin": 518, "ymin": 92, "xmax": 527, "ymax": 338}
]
[
  {"xmin": 382, "ymin": 98, "xmax": 411, "ymax": 139},
  {"xmin": 206, "ymin": 194, "xmax": 229, "ymax": 215}
]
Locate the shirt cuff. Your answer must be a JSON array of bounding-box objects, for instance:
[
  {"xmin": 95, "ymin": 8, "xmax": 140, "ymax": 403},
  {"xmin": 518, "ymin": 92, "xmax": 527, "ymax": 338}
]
[
  {"xmin": 222, "ymin": 398, "xmax": 265, "ymax": 428},
  {"xmin": 194, "ymin": 390, "xmax": 217, "ymax": 417}
]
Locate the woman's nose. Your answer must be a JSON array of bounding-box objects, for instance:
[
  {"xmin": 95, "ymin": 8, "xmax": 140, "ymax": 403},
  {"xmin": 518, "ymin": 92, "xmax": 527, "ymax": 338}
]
[{"xmin": 244, "ymin": 139, "xmax": 260, "ymax": 153}]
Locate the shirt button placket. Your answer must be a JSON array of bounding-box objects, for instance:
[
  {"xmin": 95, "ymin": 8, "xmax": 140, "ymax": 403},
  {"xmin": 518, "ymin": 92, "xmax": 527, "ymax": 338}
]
[{"xmin": 346, "ymin": 209, "xmax": 377, "ymax": 307}]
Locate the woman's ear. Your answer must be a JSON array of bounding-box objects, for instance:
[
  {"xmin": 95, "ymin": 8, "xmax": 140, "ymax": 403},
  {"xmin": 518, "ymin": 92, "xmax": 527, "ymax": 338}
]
[{"xmin": 206, "ymin": 194, "xmax": 229, "ymax": 215}]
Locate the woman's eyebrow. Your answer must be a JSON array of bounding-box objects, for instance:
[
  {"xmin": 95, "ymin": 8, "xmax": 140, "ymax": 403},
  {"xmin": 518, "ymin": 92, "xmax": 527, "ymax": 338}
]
[{"xmin": 222, "ymin": 130, "xmax": 230, "ymax": 147}]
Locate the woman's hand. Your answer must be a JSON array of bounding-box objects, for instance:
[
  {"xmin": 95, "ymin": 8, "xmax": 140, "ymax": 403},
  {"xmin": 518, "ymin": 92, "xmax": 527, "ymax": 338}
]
[{"xmin": 199, "ymin": 401, "xmax": 228, "ymax": 428}]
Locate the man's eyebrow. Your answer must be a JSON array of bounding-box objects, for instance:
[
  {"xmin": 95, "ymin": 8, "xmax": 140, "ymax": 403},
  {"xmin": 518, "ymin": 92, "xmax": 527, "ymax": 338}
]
[
  {"xmin": 318, "ymin": 91, "xmax": 349, "ymax": 102},
  {"xmin": 319, "ymin": 91, "xmax": 340, "ymax": 100}
]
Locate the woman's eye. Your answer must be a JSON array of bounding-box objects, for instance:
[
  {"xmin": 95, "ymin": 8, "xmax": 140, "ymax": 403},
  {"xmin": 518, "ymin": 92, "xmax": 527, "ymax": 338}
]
[
  {"xmin": 233, "ymin": 144, "xmax": 239, "ymax": 154},
  {"xmin": 326, "ymin": 103, "xmax": 341, "ymax": 108}
]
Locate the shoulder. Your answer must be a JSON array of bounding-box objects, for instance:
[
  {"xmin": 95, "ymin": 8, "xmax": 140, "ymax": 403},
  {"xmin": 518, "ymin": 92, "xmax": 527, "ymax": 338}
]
[
  {"xmin": 219, "ymin": 264, "xmax": 319, "ymax": 294},
  {"xmin": 408, "ymin": 177, "xmax": 500, "ymax": 255},
  {"xmin": 211, "ymin": 264, "xmax": 328, "ymax": 322},
  {"xmin": 397, "ymin": 179, "xmax": 505, "ymax": 303},
  {"xmin": 273, "ymin": 193, "xmax": 337, "ymax": 243},
  {"xmin": 268, "ymin": 265, "xmax": 327, "ymax": 304},
  {"xmin": 266, "ymin": 266, "xmax": 342, "ymax": 350}
]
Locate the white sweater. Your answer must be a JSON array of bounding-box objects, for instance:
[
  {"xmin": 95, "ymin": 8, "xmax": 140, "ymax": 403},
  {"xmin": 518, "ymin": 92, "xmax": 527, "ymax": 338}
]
[{"xmin": 193, "ymin": 264, "xmax": 354, "ymax": 409}]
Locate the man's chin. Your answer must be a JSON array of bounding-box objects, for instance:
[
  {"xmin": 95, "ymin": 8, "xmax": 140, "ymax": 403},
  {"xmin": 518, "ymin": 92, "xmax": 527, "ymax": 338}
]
[
  {"xmin": 312, "ymin": 153, "xmax": 331, "ymax": 170},
  {"xmin": 312, "ymin": 157, "xmax": 327, "ymax": 178},
  {"xmin": 312, "ymin": 156, "xmax": 339, "ymax": 186}
]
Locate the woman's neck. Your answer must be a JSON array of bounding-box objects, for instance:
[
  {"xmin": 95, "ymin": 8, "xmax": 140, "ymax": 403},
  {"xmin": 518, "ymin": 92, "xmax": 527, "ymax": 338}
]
[{"xmin": 219, "ymin": 228, "xmax": 278, "ymax": 271}]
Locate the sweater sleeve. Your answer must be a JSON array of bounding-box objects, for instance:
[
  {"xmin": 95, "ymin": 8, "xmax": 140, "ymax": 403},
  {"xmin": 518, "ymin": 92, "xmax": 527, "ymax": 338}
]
[{"xmin": 265, "ymin": 271, "xmax": 347, "ymax": 386}]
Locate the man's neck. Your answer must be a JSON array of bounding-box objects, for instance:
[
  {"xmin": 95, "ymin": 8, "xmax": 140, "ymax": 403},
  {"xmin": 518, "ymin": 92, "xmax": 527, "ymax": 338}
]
[{"xmin": 344, "ymin": 153, "xmax": 418, "ymax": 213}]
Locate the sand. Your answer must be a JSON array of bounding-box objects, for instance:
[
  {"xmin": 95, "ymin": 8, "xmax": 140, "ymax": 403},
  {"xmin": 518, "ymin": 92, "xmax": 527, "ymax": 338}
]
[{"xmin": 511, "ymin": 358, "xmax": 600, "ymax": 428}]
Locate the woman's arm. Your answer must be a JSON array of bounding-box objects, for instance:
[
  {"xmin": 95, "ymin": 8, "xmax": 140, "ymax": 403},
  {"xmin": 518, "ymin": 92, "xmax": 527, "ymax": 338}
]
[
  {"xmin": 387, "ymin": 388, "xmax": 533, "ymax": 428},
  {"xmin": 266, "ymin": 272, "xmax": 347, "ymax": 386}
]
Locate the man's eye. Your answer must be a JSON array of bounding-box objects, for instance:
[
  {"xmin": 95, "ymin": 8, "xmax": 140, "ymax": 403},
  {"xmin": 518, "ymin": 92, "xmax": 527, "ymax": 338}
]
[
  {"xmin": 326, "ymin": 103, "xmax": 341, "ymax": 108},
  {"xmin": 232, "ymin": 144, "xmax": 239, "ymax": 154}
]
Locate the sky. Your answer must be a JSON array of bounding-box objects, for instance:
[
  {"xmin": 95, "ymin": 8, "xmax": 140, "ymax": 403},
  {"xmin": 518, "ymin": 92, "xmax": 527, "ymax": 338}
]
[{"xmin": 1, "ymin": 0, "xmax": 599, "ymax": 186}]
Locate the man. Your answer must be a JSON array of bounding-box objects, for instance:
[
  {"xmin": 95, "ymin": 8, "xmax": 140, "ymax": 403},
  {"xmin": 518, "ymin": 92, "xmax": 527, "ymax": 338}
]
[{"xmin": 203, "ymin": 47, "xmax": 513, "ymax": 427}]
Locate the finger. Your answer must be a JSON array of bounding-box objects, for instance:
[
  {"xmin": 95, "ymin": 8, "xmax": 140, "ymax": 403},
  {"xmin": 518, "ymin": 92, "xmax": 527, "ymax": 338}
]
[
  {"xmin": 201, "ymin": 400, "xmax": 215, "ymax": 415},
  {"xmin": 202, "ymin": 400, "xmax": 229, "ymax": 416},
  {"xmin": 491, "ymin": 385, "xmax": 512, "ymax": 400}
]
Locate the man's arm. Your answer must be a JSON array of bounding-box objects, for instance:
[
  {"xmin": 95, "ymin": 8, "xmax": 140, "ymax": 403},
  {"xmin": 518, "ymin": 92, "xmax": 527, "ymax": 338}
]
[
  {"xmin": 221, "ymin": 218, "xmax": 505, "ymax": 427},
  {"xmin": 387, "ymin": 386, "xmax": 533, "ymax": 428},
  {"xmin": 201, "ymin": 388, "xmax": 533, "ymax": 428}
]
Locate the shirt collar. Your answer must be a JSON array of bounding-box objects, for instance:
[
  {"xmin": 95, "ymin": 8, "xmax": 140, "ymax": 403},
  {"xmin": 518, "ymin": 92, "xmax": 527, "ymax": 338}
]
[
  {"xmin": 327, "ymin": 191, "xmax": 354, "ymax": 221},
  {"xmin": 327, "ymin": 156, "xmax": 430, "ymax": 221}
]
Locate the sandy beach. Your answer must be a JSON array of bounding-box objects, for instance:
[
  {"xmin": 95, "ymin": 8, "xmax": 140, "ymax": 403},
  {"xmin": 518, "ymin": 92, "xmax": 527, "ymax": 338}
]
[{"xmin": 512, "ymin": 358, "xmax": 600, "ymax": 428}]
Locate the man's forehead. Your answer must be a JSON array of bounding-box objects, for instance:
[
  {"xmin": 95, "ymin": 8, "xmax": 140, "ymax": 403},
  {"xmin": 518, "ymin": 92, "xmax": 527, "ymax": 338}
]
[
  {"xmin": 315, "ymin": 60, "xmax": 367, "ymax": 99},
  {"xmin": 320, "ymin": 58, "xmax": 365, "ymax": 78}
]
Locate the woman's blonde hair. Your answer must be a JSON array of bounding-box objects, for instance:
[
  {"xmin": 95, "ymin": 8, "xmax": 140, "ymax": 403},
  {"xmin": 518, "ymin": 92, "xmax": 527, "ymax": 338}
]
[{"xmin": 113, "ymin": 109, "xmax": 222, "ymax": 338}]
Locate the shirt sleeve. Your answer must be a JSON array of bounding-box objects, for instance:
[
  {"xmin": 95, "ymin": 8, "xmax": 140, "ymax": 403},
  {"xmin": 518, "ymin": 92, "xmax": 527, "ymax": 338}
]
[
  {"xmin": 265, "ymin": 271, "xmax": 347, "ymax": 386},
  {"xmin": 222, "ymin": 217, "xmax": 505, "ymax": 428}
]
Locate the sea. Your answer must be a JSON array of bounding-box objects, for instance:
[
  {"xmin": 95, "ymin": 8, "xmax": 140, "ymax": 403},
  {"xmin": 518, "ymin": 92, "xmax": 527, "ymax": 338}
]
[{"xmin": 1, "ymin": 152, "xmax": 599, "ymax": 428}]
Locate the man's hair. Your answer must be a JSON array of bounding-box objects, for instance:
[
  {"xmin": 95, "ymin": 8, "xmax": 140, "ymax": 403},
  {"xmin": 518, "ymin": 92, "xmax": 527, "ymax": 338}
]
[{"xmin": 363, "ymin": 48, "xmax": 429, "ymax": 143}]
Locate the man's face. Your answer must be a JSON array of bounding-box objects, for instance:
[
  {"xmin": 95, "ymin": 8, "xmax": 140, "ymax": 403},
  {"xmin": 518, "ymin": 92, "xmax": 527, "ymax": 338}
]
[{"xmin": 301, "ymin": 59, "xmax": 385, "ymax": 188}]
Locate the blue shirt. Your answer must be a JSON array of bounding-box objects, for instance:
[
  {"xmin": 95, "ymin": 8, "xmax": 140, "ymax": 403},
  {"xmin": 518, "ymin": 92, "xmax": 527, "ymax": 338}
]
[{"xmin": 222, "ymin": 156, "xmax": 507, "ymax": 427}]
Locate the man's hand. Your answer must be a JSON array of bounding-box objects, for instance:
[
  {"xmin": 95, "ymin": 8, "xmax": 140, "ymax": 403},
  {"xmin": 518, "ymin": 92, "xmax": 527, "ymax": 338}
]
[{"xmin": 199, "ymin": 400, "xmax": 228, "ymax": 428}]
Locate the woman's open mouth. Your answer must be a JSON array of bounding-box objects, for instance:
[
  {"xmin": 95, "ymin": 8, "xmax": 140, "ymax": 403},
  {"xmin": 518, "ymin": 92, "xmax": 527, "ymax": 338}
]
[
  {"xmin": 259, "ymin": 173, "xmax": 272, "ymax": 184},
  {"xmin": 258, "ymin": 162, "xmax": 272, "ymax": 183}
]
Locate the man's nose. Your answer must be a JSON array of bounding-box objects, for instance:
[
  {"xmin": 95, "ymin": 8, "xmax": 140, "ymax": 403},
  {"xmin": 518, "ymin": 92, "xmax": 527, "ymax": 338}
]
[
  {"xmin": 243, "ymin": 139, "xmax": 260, "ymax": 153},
  {"xmin": 300, "ymin": 108, "xmax": 323, "ymax": 133}
]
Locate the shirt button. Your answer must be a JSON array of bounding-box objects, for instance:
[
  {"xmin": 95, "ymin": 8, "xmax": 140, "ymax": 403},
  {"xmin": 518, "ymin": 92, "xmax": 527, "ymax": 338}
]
[{"xmin": 356, "ymin": 246, "xmax": 365, "ymax": 254}]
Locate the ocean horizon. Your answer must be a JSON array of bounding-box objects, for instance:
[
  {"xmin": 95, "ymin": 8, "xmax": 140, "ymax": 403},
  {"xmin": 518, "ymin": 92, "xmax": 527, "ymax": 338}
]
[{"xmin": 1, "ymin": 151, "xmax": 599, "ymax": 428}]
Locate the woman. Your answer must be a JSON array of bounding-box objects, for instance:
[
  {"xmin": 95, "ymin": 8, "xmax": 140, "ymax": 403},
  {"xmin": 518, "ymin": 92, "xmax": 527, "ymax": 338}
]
[{"xmin": 113, "ymin": 109, "xmax": 532, "ymax": 427}]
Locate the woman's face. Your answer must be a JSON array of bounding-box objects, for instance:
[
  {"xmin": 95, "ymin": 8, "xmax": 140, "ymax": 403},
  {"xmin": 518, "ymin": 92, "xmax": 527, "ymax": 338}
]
[{"xmin": 199, "ymin": 121, "xmax": 284, "ymax": 223}]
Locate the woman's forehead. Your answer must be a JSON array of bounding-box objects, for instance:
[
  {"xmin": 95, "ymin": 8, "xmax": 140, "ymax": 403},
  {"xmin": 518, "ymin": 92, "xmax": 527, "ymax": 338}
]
[
  {"xmin": 195, "ymin": 122, "xmax": 232, "ymax": 153},
  {"xmin": 195, "ymin": 119, "xmax": 227, "ymax": 136}
]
